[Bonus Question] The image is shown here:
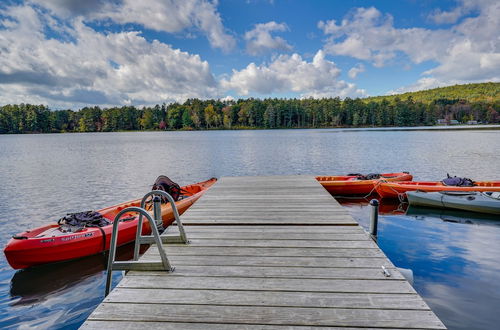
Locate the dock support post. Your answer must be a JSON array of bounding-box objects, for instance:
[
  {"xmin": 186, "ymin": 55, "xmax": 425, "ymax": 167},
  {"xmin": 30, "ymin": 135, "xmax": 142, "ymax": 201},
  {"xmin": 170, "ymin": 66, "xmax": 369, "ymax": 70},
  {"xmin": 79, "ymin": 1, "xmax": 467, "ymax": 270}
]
[
  {"xmin": 369, "ymin": 199, "xmax": 379, "ymax": 241},
  {"xmin": 153, "ymin": 196, "xmax": 163, "ymax": 232}
]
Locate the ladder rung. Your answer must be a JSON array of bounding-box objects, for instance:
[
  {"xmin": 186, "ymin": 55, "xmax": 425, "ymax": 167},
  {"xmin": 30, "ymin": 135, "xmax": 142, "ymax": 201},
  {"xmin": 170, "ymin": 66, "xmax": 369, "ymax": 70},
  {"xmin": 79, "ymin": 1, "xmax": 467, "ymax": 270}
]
[
  {"xmin": 112, "ymin": 260, "xmax": 173, "ymax": 271},
  {"xmin": 138, "ymin": 235, "xmax": 186, "ymax": 244},
  {"xmin": 161, "ymin": 235, "xmax": 186, "ymax": 243}
]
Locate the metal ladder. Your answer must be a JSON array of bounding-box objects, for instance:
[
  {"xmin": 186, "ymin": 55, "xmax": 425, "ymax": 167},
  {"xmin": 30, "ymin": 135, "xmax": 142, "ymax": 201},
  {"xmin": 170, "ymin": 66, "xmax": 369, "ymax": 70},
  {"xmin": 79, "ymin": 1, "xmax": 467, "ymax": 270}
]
[{"xmin": 104, "ymin": 190, "xmax": 188, "ymax": 296}]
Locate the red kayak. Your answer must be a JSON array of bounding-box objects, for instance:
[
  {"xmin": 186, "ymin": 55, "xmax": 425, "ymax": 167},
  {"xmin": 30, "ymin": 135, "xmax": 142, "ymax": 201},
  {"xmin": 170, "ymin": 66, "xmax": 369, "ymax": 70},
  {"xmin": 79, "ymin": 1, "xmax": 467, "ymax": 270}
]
[
  {"xmin": 4, "ymin": 178, "xmax": 216, "ymax": 269},
  {"xmin": 316, "ymin": 172, "xmax": 413, "ymax": 195},
  {"xmin": 376, "ymin": 180, "xmax": 500, "ymax": 199}
]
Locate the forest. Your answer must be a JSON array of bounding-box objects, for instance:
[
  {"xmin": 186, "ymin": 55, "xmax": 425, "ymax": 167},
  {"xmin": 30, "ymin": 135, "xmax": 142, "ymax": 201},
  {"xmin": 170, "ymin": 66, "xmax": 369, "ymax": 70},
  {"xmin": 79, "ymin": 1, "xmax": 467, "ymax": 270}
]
[{"xmin": 0, "ymin": 82, "xmax": 498, "ymax": 134}]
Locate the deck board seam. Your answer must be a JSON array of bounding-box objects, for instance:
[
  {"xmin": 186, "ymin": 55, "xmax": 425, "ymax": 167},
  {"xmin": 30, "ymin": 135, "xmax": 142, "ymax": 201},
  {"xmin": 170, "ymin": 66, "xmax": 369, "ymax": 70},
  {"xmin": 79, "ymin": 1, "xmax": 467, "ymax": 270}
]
[{"xmin": 98, "ymin": 302, "xmax": 431, "ymax": 311}]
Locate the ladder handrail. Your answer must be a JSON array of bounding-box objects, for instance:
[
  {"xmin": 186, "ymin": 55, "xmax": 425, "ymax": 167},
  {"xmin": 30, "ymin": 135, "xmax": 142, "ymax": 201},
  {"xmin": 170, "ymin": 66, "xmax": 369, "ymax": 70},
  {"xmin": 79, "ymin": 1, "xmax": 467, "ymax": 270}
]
[
  {"xmin": 133, "ymin": 190, "xmax": 188, "ymax": 260},
  {"xmin": 105, "ymin": 206, "xmax": 172, "ymax": 296}
]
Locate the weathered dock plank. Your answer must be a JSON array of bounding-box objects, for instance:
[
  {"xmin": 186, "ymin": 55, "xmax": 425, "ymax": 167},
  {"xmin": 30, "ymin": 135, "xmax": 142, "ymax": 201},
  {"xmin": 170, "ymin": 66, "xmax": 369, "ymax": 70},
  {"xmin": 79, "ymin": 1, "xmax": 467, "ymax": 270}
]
[
  {"xmin": 105, "ymin": 288, "xmax": 429, "ymax": 309},
  {"xmin": 87, "ymin": 304, "xmax": 444, "ymax": 329},
  {"xmin": 160, "ymin": 246, "xmax": 385, "ymax": 257},
  {"xmin": 180, "ymin": 225, "xmax": 363, "ymax": 232},
  {"xmin": 176, "ymin": 232, "xmax": 370, "ymax": 240},
  {"xmin": 162, "ymin": 238, "xmax": 377, "ymax": 248},
  {"xmin": 82, "ymin": 321, "xmax": 427, "ymax": 330},
  {"xmin": 140, "ymin": 255, "xmax": 394, "ymax": 268},
  {"xmin": 127, "ymin": 265, "xmax": 406, "ymax": 280},
  {"xmin": 82, "ymin": 175, "xmax": 445, "ymax": 329}
]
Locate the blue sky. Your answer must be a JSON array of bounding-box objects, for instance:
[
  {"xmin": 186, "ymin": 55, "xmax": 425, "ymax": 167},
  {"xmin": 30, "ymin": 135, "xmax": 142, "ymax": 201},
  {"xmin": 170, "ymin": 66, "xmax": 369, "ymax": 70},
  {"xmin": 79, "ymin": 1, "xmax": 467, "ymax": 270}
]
[{"xmin": 0, "ymin": 0, "xmax": 498, "ymax": 108}]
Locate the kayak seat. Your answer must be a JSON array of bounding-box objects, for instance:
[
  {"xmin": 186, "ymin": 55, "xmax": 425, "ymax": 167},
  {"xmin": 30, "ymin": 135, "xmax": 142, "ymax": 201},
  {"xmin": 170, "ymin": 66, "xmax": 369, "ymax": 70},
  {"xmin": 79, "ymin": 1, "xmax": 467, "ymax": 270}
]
[
  {"xmin": 152, "ymin": 175, "xmax": 181, "ymax": 202},
  {"xmin": 486, "ymin": 192, "xmax": 500, "ymax": 199}
]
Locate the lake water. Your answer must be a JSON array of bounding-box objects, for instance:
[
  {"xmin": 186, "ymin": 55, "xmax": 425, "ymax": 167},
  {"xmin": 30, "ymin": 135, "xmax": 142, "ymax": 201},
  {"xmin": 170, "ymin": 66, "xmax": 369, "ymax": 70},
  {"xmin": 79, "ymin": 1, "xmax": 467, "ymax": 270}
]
[{"xmin": 0, "ymin": 128, "xmax": 499, "ymax": 329}]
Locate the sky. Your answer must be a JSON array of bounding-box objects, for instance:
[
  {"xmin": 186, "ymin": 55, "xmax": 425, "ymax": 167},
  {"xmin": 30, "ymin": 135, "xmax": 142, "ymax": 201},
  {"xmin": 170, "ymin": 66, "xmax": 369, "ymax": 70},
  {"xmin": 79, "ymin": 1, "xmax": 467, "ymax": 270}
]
[{"xmin": 0, "ymin": 0, "xmax": 498, "ymax": 109}]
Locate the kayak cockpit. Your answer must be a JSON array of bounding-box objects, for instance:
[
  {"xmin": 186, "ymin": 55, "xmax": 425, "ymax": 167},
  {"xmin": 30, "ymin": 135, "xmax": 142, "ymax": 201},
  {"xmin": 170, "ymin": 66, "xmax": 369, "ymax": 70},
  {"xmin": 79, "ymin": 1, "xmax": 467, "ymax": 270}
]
[
  {"xmin": 11, "ymin": 224, "xmax": 96, "ymax": 240},
  {"xmin": 483, "ymin": 191, "xmax": 500, "ymax": 200}
]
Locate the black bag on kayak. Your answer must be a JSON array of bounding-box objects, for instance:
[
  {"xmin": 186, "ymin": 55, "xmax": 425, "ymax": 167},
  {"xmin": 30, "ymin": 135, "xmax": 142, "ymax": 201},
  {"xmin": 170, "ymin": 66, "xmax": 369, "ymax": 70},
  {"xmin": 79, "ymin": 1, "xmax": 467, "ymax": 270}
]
[
  {"xmin": 442, "ymin": 174, "xmax": 475, "ymax": 187},
  {"xmin": 348, "ymin": 173, "xmax": 381, "ymax": 180},
  {"xmin": 152, "ymin": 175, "xmax": 181, "ymax": 202},
  {"xmin": 58, "ymin": 211, "xmax": 111, "ymax": 229}
]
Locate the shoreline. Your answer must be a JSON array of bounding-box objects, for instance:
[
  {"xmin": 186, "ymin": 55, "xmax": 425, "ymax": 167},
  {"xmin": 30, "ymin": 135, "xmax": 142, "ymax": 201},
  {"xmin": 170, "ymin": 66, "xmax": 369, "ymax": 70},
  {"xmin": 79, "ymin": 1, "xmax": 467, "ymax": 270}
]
[{"xmin": 1, "ymin": 124, "xmax": 500, "ymax": 135}]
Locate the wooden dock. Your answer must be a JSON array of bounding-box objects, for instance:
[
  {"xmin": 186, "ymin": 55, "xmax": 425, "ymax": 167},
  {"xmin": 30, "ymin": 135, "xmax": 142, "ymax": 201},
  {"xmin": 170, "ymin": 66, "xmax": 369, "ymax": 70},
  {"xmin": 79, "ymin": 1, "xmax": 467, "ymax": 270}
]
[{"xmin": 82, "ymin": 175, "xmax": 446, "ymax": 329}]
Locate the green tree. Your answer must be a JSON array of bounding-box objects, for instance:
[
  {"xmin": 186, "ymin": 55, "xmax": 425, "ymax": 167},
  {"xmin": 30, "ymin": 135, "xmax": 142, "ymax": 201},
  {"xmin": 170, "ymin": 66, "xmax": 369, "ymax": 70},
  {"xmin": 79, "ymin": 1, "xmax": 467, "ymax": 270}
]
[
  {"xmin": 141, "ymin": 108, "xmax": 155, "ymax": 130},
  {"xmin": 182, "ymin": 107, "xmax": 194, "ymax": 128},
  {"xmin": 204, "ymin": 104, "xmax": 220, "ymax": 128},
  {"xmin": 166, "ymin": 104, "xmax": 183, "ymax": 129},
  {"xmin": 264, "ymin": 104, "xmax": 276, "ymax": 128},
  {"xmin": 222, "ymin": 106, "xmax": 233, "ymax": 129},
  {"xmin": 78, "ymin": 107, "xmax": 102, "ymax": 132}
]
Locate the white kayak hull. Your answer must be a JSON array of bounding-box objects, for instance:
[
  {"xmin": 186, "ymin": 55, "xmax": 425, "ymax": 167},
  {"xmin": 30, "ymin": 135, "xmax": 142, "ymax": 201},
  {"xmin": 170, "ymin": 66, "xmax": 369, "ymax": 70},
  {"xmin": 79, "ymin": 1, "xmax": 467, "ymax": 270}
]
[{"xmin": 407, "ymin": 190, "xmax": 500, "ymax": 215}]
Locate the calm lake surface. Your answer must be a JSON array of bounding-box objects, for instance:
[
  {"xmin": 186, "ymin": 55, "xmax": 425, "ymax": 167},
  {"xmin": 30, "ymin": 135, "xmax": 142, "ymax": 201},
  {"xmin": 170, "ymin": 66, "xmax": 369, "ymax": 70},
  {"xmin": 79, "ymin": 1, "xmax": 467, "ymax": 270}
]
[{"xmin": 0, "ymin": 128, "xmax": 499, "ymax": 329}]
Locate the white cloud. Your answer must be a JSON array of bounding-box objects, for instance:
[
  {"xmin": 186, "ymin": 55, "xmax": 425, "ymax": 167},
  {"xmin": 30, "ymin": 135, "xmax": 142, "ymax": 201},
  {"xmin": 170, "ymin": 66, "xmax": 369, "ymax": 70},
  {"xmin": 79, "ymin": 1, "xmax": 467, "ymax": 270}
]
[
  {"xmin": 348, "ymin": 64, "xmax": 365, "ymax": 79},
  {"xmin": 427, "ymin": 0, "xmax": 494, "ymax": 25},
  {"xmin": 318, "ymin": 7, "xmax": 452, "ymax": 67},
  {"xmin": 28, "ymin": 0, "xmax": 106, "ymax": 17},
  {"xmin": 29, "ymin": 0, "xmax": 236, "ymax": 52},
  {"xmin": 0, "ymin": 3, "xmax": 365, "ymax": 107},
  {"xmin": 428, "ymin": 6, "xmax": 465, "ymax": 25},
  {"xmin": 244, "ymin": 21, "xmax": 293, "ymax": 56},
  {"xmin": 219, "ymin": 95, "xmax": 235, "ymax": 102},
  {"xmin": 388, "ymin": 77, "xmax": 442, "ymax": 95},
  {"xmin": 0, "ymin": 4, "xmax": 218, "ymax": 108},
  {"xmin": 221, "ymin": 50, "xmax": 365, "ymax": 98},
  {"xmin": 319, "ymin": 2, "xmax": 500, "ymax": 92},
  {"xmin": 423, "ymin": 41, "xmax": 500, "ymax": 82}
]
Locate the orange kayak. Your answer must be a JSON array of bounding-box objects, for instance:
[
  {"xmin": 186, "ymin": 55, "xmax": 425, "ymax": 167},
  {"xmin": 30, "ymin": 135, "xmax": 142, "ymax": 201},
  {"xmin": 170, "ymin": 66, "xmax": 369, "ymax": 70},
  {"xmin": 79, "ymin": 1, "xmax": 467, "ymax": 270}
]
[
  {"xmin": 316, "ymin": 172, "xmax": 413, "ymax": 196},
  {"xmin": 4, "ymin": 178, "xmax": 217, "ymax": 269},
  {"xmin": 376, "ymin": 180, "xmax": 500, "ymax": 199}
]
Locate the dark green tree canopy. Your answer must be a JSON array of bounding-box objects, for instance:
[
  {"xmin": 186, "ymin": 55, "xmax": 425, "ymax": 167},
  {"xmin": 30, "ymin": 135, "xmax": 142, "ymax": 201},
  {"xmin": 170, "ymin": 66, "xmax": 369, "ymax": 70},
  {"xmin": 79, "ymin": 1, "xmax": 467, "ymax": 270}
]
[{"xmin": 0, "ymin": 83, "xmax": 498, "ymax": 134}]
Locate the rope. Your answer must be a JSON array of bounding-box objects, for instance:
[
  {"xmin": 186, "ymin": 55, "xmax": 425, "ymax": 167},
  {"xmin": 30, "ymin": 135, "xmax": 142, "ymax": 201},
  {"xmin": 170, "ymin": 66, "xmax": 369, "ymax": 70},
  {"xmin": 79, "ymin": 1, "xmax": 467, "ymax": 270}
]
[
  {"xmin": 397, "ymin": 192, "xmax": 407, "ymax": 203},
  {"xmin": 394, "ymin": 201, "xmax": 408, "ymax": 213},
  {"xmin": 333, "ymin": 180, "xmax": 410, "ymax": 206},
  {"xmin": 378, "ymin": 180, "xmax": 408, "ymax": 202},
  {"xmin": 96, "ymin": 226, "xmax": 107, "ymax": 252},
  {"xmin": 333, "ymin": 181, "xmax": 381, "ymax": 201}
]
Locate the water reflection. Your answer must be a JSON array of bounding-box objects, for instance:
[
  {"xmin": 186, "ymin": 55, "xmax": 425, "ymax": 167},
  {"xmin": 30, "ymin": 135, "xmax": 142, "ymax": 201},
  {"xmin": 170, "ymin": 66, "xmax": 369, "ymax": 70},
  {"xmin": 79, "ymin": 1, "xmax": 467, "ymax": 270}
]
[
  {"xmin": 10, "ymin": 255, "xmax": 106, "ymax": 307},
  {"xmin": 1, "ymin": 129, "xmax": 499, "ymax": 329},
  {"xmin": 338, "ymin": 198, "xmax": 500, "ymax": 330},
  {"xmin": 335, "ymin": 195, "xmax": 407, "ymax": 215},
  {"xmin": 406, "ymin": 206, "xmax": 500, "ymax": 227},
  {"xmin": 2, "ymin": 243, "xmax": 142, "ymax": 329}
]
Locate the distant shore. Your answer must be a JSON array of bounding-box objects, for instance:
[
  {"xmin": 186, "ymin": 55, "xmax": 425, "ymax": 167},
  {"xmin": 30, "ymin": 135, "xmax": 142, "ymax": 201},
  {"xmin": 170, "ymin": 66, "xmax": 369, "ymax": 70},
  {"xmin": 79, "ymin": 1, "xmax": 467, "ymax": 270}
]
[
  {"xmin": 2, "ymin": 83, "xmax": 499, "ymax": 134},
  {"xmin": 327, "ymin": 124, "xmax": 500, "ymax": 132},
  {"xmin": 2, "ymin": 124, "xmax": 500, "ymax": 135}
]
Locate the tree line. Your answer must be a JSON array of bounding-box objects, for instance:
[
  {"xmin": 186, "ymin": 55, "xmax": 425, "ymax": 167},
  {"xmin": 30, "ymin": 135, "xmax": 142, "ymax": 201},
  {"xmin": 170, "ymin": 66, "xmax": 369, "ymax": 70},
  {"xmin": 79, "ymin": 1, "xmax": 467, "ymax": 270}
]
[
  {"xmin": 0, "ymin": 96, "xmax": 498, "ymax": 134},
  {"xmin": 366, "ymin": 82, "xmax": 499, "ymax": 104}
]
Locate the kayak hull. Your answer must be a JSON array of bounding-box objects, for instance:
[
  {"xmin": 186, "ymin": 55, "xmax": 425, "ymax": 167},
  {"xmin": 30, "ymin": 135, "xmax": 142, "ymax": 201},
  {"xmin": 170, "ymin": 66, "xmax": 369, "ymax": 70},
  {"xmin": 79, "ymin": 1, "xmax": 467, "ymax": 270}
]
[
  {"xmin": 317, "ymin": 172, "xmax": 413, "ymax": 195},
  {"xmin": 376, "ymin": 180, "xmax": 500, "ymax": 199},
  {"xmin": 407, "ymin": 190, "xmax": 500, "ymax": 215},
  {"xmin": 4, "ymin": 178, "xmax": 217, "ymax": 269}
]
